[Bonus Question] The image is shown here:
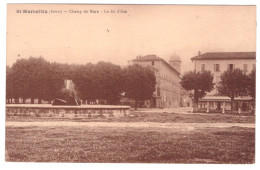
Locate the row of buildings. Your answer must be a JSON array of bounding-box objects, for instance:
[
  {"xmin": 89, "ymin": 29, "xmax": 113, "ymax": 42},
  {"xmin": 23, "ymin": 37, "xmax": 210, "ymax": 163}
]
[{"xmin": 121, "ymin": 51, "xmax": 256, "ymax": 114}]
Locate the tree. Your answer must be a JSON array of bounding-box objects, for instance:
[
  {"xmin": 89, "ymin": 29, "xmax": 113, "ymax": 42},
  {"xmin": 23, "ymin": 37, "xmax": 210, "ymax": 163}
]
[
  {"xmin": 11, "ymin": 57, "xmax": 53, "ymax": 104},
  {"xmin": 217, "ymin": 68, "xmax": 248, "ymax": 114},
  {"xmin": 123, "ymin": 64, "xmax": 156, "ymax": 110},
  {"xmin": 94, "ymin": 62, "xmax": 124, "ymax": 104},
  {"xmin": 12, "ymin": 58, "xmax": 31, "ymax": 103},
  {"xmin": 247, "ymin": 68, "xmax": 256, "ymax": 101},
  {"xmin": 25, "ymin": 57, "xmax": 51, "ymax": 104},
  {"xmin": 180, "ymin": 71, "xmax": 214, "ymax": 112},
  {"xmin": 47, "ymin": 62, "xmax": 67, "ymax": 103},
  {"xmin": 6, "ymin": 66, "xmax": 14, "ymax": 104},
  {"xmin": 72, "ymin": 63, "xmax": 97, "ymax": 104}
]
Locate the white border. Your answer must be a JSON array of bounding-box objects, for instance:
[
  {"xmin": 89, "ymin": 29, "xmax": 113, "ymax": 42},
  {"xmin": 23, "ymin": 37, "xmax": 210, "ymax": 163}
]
[{"xmin": 0, "ymin": 1, "xmax": 259, "ymax": 170}]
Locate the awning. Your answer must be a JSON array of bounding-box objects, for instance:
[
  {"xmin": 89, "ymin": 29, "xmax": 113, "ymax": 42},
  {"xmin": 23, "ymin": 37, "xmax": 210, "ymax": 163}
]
[{"xmin": 199, "ymin": 95, "xmax": 253, "ymax": 102}]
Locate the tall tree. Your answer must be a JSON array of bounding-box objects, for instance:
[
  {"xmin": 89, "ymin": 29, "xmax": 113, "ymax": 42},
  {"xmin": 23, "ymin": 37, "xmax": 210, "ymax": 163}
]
[
  {"xmin": 47, "ymin": 62, "xmax": 67, "ymax": 103},
  {"xmin": 94, "ymin": 62, "xmax": 124, "ymax": 104},
  {"xmin": 25, "ymin": 57, "xmax": 51, "ymax": 104},
  {"xmin": 217, "ymin": 68, "xmax": 248, "ymax": 114},
  {"xmin": 12, "ymin": 58, "xmax": 31, "ymax": 103},
  {"xmin": 180, "ymin": 71, "xmax": 214, "ymax": 112},
  {"xmin": 123, "ymin": 64, "xmax": 156, "ymax": 110},
  {"xmin": 247, "ymin": 68, "xmax": 256, "ymax": 101},
  {"xmin": 11, "ymin": 57, "xmax": 53, "ymax": 104},
  {"xmin": 6, "ymin": 66, "xmax": 14, "ymax": 104},
  {"xmin": 72, "ymin": 63, "xmax": 97, "ymax": 104}
]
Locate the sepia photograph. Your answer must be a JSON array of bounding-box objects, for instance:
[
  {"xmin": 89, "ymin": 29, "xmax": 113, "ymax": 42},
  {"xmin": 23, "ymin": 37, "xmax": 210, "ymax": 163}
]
[{"xmin": 4, "ymin": 3, "xmax": 256, "ymax": 164}]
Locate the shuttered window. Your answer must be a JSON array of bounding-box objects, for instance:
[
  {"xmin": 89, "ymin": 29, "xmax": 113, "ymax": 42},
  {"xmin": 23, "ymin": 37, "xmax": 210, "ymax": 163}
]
[{"xmin": 214, "ymin": 64, "xmax": 220, "ymax": 72}]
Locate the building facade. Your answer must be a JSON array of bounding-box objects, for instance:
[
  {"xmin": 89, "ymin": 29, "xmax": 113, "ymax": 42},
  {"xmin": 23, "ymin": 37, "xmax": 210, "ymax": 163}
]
[
  {"xmin": 180, "ymin": 88, "xmax": 193, "ymax": 107},
  {"xmin": 191, "ymin": 52, "xmax": 256, "ymax": 113},
  {"xmin": 132, "ymin": 54, "xmax": 181, "ymax": 108}
]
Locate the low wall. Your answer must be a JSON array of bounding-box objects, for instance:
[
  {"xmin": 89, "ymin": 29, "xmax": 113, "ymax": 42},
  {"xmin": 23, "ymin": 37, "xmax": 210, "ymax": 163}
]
[{"xmin": 6, "ymin": 104, "xmax": 130, "ymax": 118}]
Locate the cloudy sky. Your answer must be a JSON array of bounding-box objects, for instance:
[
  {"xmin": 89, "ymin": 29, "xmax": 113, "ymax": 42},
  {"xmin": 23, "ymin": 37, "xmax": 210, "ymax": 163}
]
[{"xmin": 7, "ymin": 4, "xmax": 256, "ymax": 73}]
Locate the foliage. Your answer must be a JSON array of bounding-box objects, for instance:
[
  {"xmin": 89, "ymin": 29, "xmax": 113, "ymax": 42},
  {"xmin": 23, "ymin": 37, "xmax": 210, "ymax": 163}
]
[
  {"xmin": 217, "ymin": 69, "xmax": 248, "ymax": 98},
  {"xmin": 123, "ymin": 64, "xmax": 156, "ymax": 109},
  {"xmin": 6, "ymin": 66, "xmax": 14, "ymax": 103},
  {"xmin": 11, "ymin": 58, "xmax": 31, "ymax": 103},
  {"xmin": 94, "ymin": 62, "xmax": 124, "ymax": 104},
  {"xmin": 217, "ymin": 68, "xmax": 249, "ymax": 113},
  {"xmin": 247, "ymin": 69, "xmax": 256, "ymax": 101},
  {"xmin": 26, "ymin": 57, "xmax": 51, "ymax": 103},
  {"xmin": 180, "ymin": 71, "xmax": 214, "ymax": 108},
  {"xmin": 6, "ymin": 57, "xmax": 156, "ymax": 107}
]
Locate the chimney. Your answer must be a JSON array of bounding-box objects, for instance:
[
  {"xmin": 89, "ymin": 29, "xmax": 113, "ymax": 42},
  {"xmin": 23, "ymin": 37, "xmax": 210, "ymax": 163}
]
[{"xmin": 198, "ymin": 51, "xmax": 201, "ymax": 56}]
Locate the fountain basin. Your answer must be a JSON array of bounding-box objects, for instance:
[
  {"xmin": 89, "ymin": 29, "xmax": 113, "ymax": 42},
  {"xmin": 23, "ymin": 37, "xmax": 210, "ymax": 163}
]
[{"xmin": 6, "ymin": 104, "xmax": 130, "ymax": 118}]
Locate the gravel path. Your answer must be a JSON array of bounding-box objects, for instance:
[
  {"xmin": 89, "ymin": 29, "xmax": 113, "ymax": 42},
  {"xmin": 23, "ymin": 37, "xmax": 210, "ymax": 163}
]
[{"xmin": 5, "ymin": 121, "xmax": 255, "ymax": 130}]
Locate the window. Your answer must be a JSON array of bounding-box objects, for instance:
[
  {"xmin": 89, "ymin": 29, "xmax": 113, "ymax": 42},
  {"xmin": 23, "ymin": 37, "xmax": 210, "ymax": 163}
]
[
  {"xmin": 227, "ymin": 64, "xmax": 234, "ymax": 71},
  {"xmin": 214, "ymin": 64, "xmax": 220, "ymax": 72},
  {"xmin": 152, "ymin": 61, "xmax": 154, "ymax": 66},
  {"xmin": 243, "ymin": 64, "xmax": 248, "ymax": 72},
  {"xmin": 201, "ymin": 64, "xmax": 205, "ymax": 72},
  {"xmin": 253, "ymin": 63, "xmax": 256, "ymax": 70},
  {"xmin": 157, "ymin": 87, "xmax": 160, "ymax": 96}
]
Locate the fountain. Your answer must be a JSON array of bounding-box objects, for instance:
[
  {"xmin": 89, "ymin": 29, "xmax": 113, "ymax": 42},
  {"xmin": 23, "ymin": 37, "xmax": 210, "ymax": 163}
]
[
  {"xmin": 6, "ymin": 79, "xmax": 130, "ymax": 118},
  {"xmin": 52, "ymin": 79, "xmax": 81, "ymax": 106}
]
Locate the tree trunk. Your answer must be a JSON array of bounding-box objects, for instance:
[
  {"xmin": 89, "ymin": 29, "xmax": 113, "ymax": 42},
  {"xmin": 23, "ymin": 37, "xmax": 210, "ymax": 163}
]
[
  {"xmin": 22, "ymin": 97, "xmax": 26, "ymax": 104},
  {"xmin": 38, "ymin": 98, "xmax": 42, "ymax": 104},
  {"xmin": 193, "ymin": 90, "xmax": 199, "ymax": 113},
  {"xmin": 134, "ymin": 99, "xmax": 138, "ymax": 110},
  {"xmin": 15, "ymin": 98, "xmax": 19, "ymax": 104},
  {"xmin": 193, "ymin": 102, "xmax": 198, "ymax": 113},
  {"xmin": 231, "ymin": 97, "xmax": 234, "ymax": 114},
  {"xmin": 31, "ymin": 98, "xmax": 34, "ymax": 104}
]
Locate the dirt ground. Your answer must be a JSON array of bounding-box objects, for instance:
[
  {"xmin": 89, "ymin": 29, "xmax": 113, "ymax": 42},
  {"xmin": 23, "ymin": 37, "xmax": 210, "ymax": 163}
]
[
  {"xmin": 6, "ymin": 121, "xmax": 255, "ymax": 129},
  {"xmin": 5, "ymin": 110, "xmax": 255, "ymax": 163}
]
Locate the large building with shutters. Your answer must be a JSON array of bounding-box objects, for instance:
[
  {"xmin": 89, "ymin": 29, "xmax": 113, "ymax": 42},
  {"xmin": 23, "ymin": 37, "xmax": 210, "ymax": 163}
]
[
  {"xmin": 131, "ymin": 54, "xmax": 181, "ymax": 108},
  {"xmin": 191, "ymin": 52, "xmax": 256, "ymax": 113}
]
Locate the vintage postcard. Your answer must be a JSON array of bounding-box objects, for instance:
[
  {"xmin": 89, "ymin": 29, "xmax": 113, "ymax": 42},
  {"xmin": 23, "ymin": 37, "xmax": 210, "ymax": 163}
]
[{"xmin": 5, "ymin": 4, "xmax": 256, "ymax": 163}]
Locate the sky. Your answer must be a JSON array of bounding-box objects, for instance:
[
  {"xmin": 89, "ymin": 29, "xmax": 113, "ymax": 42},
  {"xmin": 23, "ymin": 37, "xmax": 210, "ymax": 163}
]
[{"xmin": 6, "ymin": 4, "xmax": 256, "ymax": 74}]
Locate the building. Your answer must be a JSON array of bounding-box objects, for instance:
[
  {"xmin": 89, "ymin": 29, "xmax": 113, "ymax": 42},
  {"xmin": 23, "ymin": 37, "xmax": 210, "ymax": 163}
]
[
  {"xmin": 191, "ymin": 51, "xmax": 256, "ymax": 113},
  {"xmin": 180, "ymin": 88, "xmax": 193, "ymax": 107},
  {"xmin": 131, "ymin": 54, "xmax": 181, "ymax": 108}
]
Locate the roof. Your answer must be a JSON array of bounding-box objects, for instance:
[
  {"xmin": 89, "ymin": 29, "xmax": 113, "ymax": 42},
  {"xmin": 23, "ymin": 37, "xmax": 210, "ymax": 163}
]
[
  {"xmin": 132, "ymin": 55, "xmax": 162, "ymax": 61},
  {"xmin": 191, "ymin": 52, "xmax": 256, "ymax": 61},
  {"xmin": 132, "ymin": 55, "xmax": 180, "ymax": 75}
]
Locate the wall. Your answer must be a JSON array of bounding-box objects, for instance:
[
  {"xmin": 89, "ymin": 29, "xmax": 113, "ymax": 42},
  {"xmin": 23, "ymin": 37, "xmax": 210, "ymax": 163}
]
[
  {"xmin": 193, "ymin": 59, "xmax": 256, "ymax": 95},
  {"xmin": 133, "ymin": 59, "xmax": 181, "ymax": 108}
]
